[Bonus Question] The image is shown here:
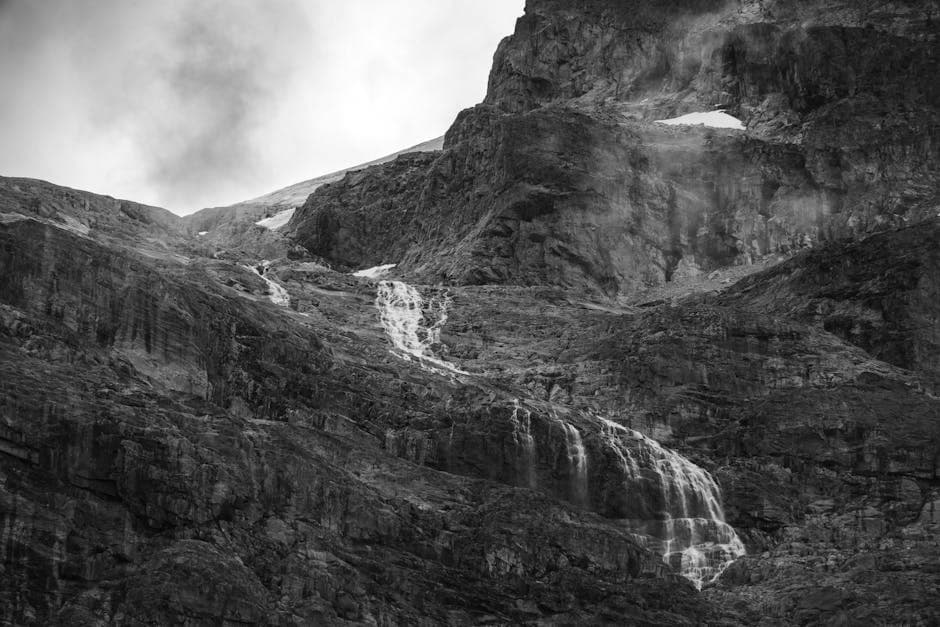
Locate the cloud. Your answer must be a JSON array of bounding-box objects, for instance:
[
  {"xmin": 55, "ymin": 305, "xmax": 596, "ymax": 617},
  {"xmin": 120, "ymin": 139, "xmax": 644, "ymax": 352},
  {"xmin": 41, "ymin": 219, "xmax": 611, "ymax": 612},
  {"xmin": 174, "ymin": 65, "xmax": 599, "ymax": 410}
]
[
  {"xmin": 97, "ymin": 0, "xmax": 310, "ymax": 210},
  {"xmin": 0, "ymin": 0, "xmax": 523, "ymax": 213}
]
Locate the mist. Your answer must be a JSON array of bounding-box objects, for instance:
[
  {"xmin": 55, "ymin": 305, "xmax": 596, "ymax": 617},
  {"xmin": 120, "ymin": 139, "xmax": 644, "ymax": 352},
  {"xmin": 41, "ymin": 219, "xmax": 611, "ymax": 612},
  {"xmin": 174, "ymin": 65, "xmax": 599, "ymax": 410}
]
[{"xmin": 0, "ymin": 1, "xmax": 523, "ymax": 213}]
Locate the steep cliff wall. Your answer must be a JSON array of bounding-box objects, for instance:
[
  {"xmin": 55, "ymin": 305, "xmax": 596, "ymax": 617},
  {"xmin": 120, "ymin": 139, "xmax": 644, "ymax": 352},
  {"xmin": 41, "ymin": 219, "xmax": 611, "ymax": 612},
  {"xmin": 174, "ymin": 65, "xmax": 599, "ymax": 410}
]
[
  {"xmin": 289, "ymin": 0, "xmax": 940, "ymax": 296},
  {"xmin": 485, "ymin": 0, "xmax": 940, "ymax": 117},
  {"xmin": 721, "ymin": 219, "xmax": 940, "ymax": 384}
]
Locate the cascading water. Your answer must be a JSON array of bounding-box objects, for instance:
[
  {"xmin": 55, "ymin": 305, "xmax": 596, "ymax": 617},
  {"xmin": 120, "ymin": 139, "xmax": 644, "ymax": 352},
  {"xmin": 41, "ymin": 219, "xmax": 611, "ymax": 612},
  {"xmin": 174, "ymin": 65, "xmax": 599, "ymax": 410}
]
[
  {"xmin": 244, "ymin": 263, "xmax": 290, "ymax": 307},
  {"xmin": 510, "ymin": 400, "xmax": 537, "ymax": 488},
  {"xmin": 352, "ymin": 263, "xmax": 397, "ymax": 279},
  {"xmin": 596, "ymin": 417, "xmax": 745, "ymax": 589},
  {"xmin": 372, "ymin": 279, "xmax": 740, "ymax": 586},
  {"xmin": 375, "ymin": 280, "xmax": 467, "ymax": 375},
  {"xmin": 563, "ymin": 422, "xmax": 589, "ymax": 505}
]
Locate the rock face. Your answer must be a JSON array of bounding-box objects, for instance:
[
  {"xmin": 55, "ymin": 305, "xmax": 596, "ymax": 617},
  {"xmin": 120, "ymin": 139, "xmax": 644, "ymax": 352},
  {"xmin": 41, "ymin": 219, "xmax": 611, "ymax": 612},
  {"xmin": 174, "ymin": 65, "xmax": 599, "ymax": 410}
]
[
  {"xmin": 3, "ymin": 0, "xmax": 940, "ymax": 625},
  {"xmin": 721, "ymin": 221, "xmax": 940, "ymax": 384},
  {"xmin": 0, "ymin": 177, "xmax": 187, "ymax": 251},
  {"xmin": 2, "ymin": 214, "xmax": 711, "ymax": 625},
  {"xmin": 289, "ymin": 0, "xmax": 939, "ymax": 296}
]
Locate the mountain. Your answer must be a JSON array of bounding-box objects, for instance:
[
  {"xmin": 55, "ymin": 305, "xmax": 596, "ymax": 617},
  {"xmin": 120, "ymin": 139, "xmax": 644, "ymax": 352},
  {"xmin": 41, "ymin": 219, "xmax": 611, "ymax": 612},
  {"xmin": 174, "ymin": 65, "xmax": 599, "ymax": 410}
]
[
  {"xmin": 179, "ymin": 136, "xmax": 445, "ymax": 261},
  {"xmin": 2, "ymin": 0, "xmax": 939, "ymax": 625},
  {"xmin": 288, "ymin": 0, "xmax": 939, "ymax": 295}
]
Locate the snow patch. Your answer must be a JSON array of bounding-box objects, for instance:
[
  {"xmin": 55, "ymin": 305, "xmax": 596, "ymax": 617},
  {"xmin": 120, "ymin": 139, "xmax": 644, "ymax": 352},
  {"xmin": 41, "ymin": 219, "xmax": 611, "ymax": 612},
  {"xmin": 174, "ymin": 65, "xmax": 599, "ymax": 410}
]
[
  {"xmin": 58, "ymin": 215, "xmax": 90, "ymax": 236},
  {"xmin": 353, "ymin": 263, "xmax": 397, "ymax": 279},
  {"xmin": 255, "ymin": 208, "xmax": 295, "ymax": 230},
  {"xmin": 197, "ymin": 231, "xmax": 209, "ymax": 236},
  {"xmin": 655, "ymin": 110, "xmax": 745, "ymax": 130}
]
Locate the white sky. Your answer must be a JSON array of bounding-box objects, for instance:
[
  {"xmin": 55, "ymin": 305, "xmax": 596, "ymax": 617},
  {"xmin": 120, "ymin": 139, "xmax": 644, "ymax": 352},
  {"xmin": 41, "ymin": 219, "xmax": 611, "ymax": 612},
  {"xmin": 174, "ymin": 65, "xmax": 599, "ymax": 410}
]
[{"xmin": 0, "ymin": 0, "xmax": 524, "ymax": 214}]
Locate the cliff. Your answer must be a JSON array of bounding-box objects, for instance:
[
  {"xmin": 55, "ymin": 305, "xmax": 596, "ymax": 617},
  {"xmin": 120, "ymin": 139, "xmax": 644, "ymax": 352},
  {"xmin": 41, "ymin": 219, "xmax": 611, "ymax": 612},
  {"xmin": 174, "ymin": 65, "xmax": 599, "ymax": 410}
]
[{"xmin": 289, "ymin": 0, "xmax": 939, "ymax": 296}]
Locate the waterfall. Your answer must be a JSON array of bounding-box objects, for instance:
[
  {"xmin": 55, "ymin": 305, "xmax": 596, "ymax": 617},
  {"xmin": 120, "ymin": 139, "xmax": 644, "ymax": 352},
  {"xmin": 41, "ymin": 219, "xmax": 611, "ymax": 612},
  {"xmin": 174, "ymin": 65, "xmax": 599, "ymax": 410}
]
[
  {"xmin": 244, "ymin": 264, "xmax": 290, "ymax": 307},
  {"xmin": 375, "ymin": 280, "xmax": 466, "ymax": 375},
  {"xmin": 596, "ymin": 417, "xmax": 745, "ymax": 589},
  {"xmin": 510, "ymin": 400, "xmax": 536, "ymax": 488},
  {"xmin": 563, "ymin": 422, "xmax": 589, "ymax": 505}
]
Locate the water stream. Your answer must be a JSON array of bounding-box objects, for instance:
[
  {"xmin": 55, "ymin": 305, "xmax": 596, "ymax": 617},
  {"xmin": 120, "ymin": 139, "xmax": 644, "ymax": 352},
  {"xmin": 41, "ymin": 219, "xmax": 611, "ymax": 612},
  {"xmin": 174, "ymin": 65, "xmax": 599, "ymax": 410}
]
[
  {"xmin": 563, "ymin": 422, "xmax": 589, "ymax": 506},
  {"xmin": 596, "ymin": 417, "xmax": 745, "ymax": 588},
  {"xmin": 374, "ymin": 280, "xmax": 467, "ymax": 375},
  {"xmin": 245, "ymin": 263, "xmax": 290, "ymax": 307}
]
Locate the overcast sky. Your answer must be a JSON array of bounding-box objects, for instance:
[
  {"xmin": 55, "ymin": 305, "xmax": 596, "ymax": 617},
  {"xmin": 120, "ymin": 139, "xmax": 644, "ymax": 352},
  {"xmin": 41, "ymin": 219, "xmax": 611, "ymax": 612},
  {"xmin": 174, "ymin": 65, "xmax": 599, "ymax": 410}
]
[{"xmin": 0, "ymin": 1, "xmax": 523, "ymax": 214}]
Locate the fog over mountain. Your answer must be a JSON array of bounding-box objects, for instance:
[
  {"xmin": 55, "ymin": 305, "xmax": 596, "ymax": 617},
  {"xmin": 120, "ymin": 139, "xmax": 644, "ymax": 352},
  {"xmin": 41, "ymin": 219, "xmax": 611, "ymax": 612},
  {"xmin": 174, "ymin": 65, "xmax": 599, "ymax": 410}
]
[{"xmin": 0, "ymin": 0, "xmax": 523, "ymax": 213}]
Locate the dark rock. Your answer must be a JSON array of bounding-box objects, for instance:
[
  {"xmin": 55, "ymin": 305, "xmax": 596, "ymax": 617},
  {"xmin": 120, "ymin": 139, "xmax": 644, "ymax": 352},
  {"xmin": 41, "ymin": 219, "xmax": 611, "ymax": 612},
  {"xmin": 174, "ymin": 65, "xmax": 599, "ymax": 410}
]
[
  {"xmin": 289, "ymin": 0, "xmax": 940, "ymax": 296},
  {"xmin": 721, "ymin": 219, "xmax": 940, "ymax": 384},
  {"xmin": 0, "ymin": 207, "xmax": 712, "ymax": 624}
]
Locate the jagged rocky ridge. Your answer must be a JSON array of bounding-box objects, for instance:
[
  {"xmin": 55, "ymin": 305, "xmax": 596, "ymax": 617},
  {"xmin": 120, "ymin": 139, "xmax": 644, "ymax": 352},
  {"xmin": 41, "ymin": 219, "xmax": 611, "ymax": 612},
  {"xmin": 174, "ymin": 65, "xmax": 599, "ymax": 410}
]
[{"xmin": 2, "ymin": 0, "xmax": 940, "ymax": 625}]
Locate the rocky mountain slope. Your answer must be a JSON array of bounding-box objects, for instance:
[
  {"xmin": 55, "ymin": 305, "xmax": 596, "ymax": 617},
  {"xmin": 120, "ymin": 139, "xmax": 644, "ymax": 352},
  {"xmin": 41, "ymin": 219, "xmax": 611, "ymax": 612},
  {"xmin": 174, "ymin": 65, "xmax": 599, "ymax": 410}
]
[
  {"xmin": 289, "ymin": 0, "xmax": 939, "ymax": 297},
  {"xmin": 1, "ymin": 180, "xmax": 712, "ymax": 625},
  {"xmin": 2, "ymin": 0, "xmax": 939, "ymax": 625}
]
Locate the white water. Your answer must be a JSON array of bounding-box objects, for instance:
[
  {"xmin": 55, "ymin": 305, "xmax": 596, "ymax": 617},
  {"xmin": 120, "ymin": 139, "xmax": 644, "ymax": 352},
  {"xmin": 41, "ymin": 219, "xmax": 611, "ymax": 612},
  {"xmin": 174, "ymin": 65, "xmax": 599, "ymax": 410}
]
[
  {"xmin": 655, "ymin": 110, "xmax": 745, "ymax": 130},
  {"xmin": 375, "ymin": 280, "xmax": 467, "ymax": 375},
  {"xmin": 510, "ymin": 399, "xmax": 537, "ymax": 488},
  {"xmin": 563, "ymin": 422, "xmax": 589, "ymax": 505},
  {"xmin": 244, "ymin": 264, "xmax": 290, "ymax": 307},
  {"xmin": 353, "ymin": 263, "xmax": 397, "ymax": 279},
  {"xmin": 597, "ymin": 417, "xmax": 745, "ymax": 589}
]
